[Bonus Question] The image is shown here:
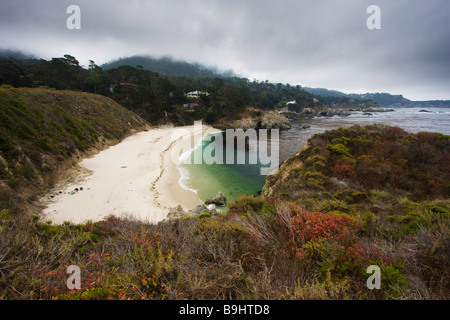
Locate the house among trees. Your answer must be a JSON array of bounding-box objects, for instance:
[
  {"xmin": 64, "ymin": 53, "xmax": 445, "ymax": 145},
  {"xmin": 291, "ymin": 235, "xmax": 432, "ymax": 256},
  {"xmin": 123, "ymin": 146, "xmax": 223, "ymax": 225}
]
[
  {"xmin": 286, "ymin": 100, "xmax": 297, "ymax": 106},
  {"xmin": 278, "ymin": 100, "xmax": 297, "ymax": 112},
  {"xmin": 186, "ymin": 90, "xmax": 209, "ymax": 98}
]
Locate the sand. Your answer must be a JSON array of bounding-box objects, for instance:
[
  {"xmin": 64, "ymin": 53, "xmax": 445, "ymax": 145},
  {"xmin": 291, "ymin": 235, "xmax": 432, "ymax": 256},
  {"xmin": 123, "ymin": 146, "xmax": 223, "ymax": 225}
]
[{"xmin": 41, "ymin": 124, "xmax": 219, "ymax": 224}]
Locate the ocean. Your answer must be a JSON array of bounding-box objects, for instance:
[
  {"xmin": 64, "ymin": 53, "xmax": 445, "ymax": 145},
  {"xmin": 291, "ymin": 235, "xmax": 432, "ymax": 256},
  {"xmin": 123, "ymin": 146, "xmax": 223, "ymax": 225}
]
[
  {"xmin": 179, "ymin": 107, "xmax": 450, "ymax": 208},
  {"xmin": 178, "ymin": 132, "xmax": 267, "ymax": 207}
]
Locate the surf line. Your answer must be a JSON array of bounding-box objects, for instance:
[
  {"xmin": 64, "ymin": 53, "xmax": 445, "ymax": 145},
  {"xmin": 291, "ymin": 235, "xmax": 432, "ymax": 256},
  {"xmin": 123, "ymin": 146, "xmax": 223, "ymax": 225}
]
[{"xmin": 170, "ymin": 120, "xmax": 279, "ymax": 176}]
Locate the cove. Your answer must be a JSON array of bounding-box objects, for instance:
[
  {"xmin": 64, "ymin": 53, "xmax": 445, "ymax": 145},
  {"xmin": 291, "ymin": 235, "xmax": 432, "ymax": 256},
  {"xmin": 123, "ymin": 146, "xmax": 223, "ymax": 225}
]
[{"xmin": 179, "ymin": 131, "xmax": 268, "ymax": 208}]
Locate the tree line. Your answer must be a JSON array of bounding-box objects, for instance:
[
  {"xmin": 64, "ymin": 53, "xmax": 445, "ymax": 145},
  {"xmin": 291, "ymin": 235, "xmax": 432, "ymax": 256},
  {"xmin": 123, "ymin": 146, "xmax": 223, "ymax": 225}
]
[{"xmin": 0, "ymin": 54, "xmax": 325, "ymax": 125}]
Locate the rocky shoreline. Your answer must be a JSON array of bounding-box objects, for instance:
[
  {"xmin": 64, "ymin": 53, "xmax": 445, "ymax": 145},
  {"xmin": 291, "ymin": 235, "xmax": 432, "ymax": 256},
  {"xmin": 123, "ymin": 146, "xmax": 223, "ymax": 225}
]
[
  {"xmin": 214, "ymin": 106, "xmax": 395, "ymax": 132},
  {"xmin": 167, "ymin": 191, "xmax": 226, "ymax": 220},
  {"xmin": 280, "ymin": 106, "xmax": 394, "ymax": 120},
  {"xmin": 215, "ymin": 110, "xmax": 291, "ymax": 131}
]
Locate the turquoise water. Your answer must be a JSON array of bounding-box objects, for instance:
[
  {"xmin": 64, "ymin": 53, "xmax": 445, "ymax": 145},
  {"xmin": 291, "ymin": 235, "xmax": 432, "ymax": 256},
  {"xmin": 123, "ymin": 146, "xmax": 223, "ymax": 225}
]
[
  {"xmin": 179, "ymin": 108, "xmax": 450, "ymax": 208},
  {"xmin": 179, "ymin": 132, "xmax": 267, "ymax": 207}
]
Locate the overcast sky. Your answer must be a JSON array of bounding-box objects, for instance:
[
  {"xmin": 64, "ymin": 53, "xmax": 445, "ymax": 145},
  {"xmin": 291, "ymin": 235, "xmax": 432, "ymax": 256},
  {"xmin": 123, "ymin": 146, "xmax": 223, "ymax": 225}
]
[{"xmin": 1, "ymin": 0, "xmax": 449, "ymax": 100}]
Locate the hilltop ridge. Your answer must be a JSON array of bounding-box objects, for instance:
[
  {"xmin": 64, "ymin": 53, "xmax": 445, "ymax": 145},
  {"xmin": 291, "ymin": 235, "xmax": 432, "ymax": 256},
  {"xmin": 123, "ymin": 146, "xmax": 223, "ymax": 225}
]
[
  {"xmin": 303, "ymin": 87, "xmax": 450, "ymax": 108},
  {"xmin": 101, "ymin": 55, "xmax": 235, "ymax": 78}
]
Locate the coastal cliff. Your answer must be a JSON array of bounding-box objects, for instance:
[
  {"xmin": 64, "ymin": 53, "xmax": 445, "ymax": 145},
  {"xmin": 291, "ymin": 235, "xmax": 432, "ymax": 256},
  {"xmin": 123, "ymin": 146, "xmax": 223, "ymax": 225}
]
[{"xmin": 262, "ymin": 124, "xmax": 450, "ymax": 201}]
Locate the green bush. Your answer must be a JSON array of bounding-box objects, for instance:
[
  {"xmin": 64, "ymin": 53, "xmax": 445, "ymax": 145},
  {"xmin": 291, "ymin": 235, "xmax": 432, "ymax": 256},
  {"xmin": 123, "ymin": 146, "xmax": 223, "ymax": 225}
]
[
  {"xmin": 388, "ymin": 202, "xmax": 450, "ymax": 236},
  {"xmin": 379, "ymin": 265, "xmax": 409, "ymax": 299},
  {"xmin": 326, "ymin": 143, "xmax": 354, "ymax": 159},
  {"xmin": 287, "ymin": 270, "xmax": 351, "ymax": 300},
  {"xmin": 198, "ymin": 212, "xmax": 212, "ymax": 219},
  {"xmin": 304, "ymin": 154, "xmax": 327, "ymax": 171},
  {"xmin": 228, "ymin": 195, "xmax": 265, "ymax": 216},
  {"xmin": 299, "ymin": 170, "xmax": 332, "ymax": 191}
]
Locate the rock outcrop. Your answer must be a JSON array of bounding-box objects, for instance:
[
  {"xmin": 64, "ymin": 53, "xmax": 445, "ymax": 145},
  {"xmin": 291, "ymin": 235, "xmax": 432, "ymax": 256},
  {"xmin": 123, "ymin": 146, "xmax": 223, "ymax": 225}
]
[
  {"xmin": 167, "ymin": 192, "xmax": 227, "ymax": 220},
  {"xmin": 260, "ymin": 111, "xmax": 291, "ymax": 130},
  {"xmin": 280, "ymin": 107, "xmax": 351, "ymax": 119},
  {"xmin": 279, "ymin": 104, "xmax": 393, "ymax": 120},
  {"xmin": 205, "ymin": 192, "xmax": 226, "ymax": 206},
  {"xmin": 188, "ymin": 204, "xmax": 214, "ymax": 216},
  {"xmin": 166, "ymin": 203, "xmax": 218, "ymax": 220},
  {"xmin": 229, "ymin": 117, "xmax": 259, "ymax": 130},
  {"xmin": 222, "ymin": 110, "xmax": 291, "ymax": 131}
]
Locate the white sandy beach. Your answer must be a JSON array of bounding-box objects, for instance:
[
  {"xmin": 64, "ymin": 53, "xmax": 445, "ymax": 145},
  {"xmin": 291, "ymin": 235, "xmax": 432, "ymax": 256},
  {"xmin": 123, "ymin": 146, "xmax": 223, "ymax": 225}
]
[{"xmin": 41, "ymin": 125, "xmax": 218, "ymax": 224}]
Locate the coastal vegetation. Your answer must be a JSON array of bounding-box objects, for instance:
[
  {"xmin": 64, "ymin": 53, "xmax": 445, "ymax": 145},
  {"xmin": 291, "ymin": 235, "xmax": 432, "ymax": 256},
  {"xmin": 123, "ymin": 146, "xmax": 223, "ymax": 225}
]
[
  {"xmin": 0, "ymin": 121, "xmax": 448, "ymax": 300},
  {"xmin": 263, "ymin": 125, "xmax": 449, "ymax": 201}
]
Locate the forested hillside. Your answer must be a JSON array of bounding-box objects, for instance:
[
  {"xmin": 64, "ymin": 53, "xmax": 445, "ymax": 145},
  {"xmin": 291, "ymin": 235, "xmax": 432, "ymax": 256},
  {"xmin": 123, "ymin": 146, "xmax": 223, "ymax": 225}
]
[
  {"xmin": 303, "ymin": 86, "xmax": 450, "ymax": 108},
  {"xmin": 0, "ymin": 54, "xmax": 379, "ymax": 126}
]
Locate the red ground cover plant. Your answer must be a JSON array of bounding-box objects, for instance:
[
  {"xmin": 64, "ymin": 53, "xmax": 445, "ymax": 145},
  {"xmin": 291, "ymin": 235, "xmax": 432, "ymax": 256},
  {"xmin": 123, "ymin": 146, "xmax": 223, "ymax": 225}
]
[
  {"xmin": 329, "ymin": 159, "xmax": 356, "ymax": 178},
  {"xmin": 345, "ymin": 243, "xmax": 393, "ymax": 266},
  {"xmin": 289, "ymin": 206, "xmax": 358, "ymax": 245},
  {"xmin": 269, "ymin": 204, "xmax": 361, "ymax": 261}
]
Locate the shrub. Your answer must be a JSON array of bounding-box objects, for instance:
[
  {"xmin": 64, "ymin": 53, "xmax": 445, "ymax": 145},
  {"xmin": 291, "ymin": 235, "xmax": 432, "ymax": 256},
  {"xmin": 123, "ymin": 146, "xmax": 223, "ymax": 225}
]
[
  {"xmin": 287, "ymin": 270, "xmax": 350, "ymax": 300},
  {"xmin": 304, "ymin": 154, "xmax": 327, "ymax": 171},
  {"xmin": 198, "ymin": 212, "xmax": 212, "ymax": 219},
  {"xmin": 0, "ymin": 208, "xmax": 10, "ymax": 221},
  {"xmin": 358, "ymin": 264, "xmax": 410, "ymax": 299},
  {"xmin": 355, "ymin": 211, "xmax": 380, "ymax": 236},
  {"xmin": 298, "ymin": 170, "xmax": 332, "ymax": 191},
  {"xmin": 57, "ymin": 286, "xmax": 116, "ymax": 300},
  {"xmin": 290, "ymin": 210, "xmax": 358, "ymax": 245},
  {"xmin": 260, "ymin": 203, "xmax": 276, "ymax": 216},
  {"xmin": 228, "ymin": 195, "xmax": 266, "ymax": 216},
  {"xmin": 315, "ymin": 198, "xmax": 349, "ymax": 214},
  {"xmin": 326, "ymin": 143, "xmax": 354, "ymax": 159},
  {"xmin": 329, "ymin": 158, "xmax": 356, "ymax": 178},
  {"xmin": 389, "ymin": 203, "xmax": 449, "ymax": 236},
  {"xmin": 345, "ymin": 243, "xmax": 394, "ymax": 266},
  {"xmin": 277, "ymin": 205, "xmax": 359, "ymax": 254},
  {"xmin": 192, "ymin": 218, "xmax": 248, "ymax": 262}
]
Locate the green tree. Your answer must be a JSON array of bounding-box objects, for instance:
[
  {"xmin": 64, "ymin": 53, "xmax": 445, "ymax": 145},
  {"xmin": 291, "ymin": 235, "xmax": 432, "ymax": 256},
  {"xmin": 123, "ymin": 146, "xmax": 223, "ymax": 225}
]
[
  {"xmin": 0, "ymin": 60, "xmax": 31, "ymax": 87},
  {"xmin": 213, "ymin": 85, "xmax": 252, "ymax": 116},
  {"xmin": 84, "ymin": 70, "xmax": 101, "ymax": 94}
]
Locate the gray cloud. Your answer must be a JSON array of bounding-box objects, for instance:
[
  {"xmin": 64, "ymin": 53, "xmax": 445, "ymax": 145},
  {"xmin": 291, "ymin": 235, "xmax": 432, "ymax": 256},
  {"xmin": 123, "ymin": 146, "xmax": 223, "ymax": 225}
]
[{"xmin": 0, "ymin": 0, "xmax": 448, "ymax": 100}]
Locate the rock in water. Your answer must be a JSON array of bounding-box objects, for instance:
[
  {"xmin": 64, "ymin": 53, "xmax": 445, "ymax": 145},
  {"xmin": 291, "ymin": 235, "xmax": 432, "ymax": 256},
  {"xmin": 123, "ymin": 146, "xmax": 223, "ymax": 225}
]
[{"xmin": 204, "ymin": 192, "xmax": 227, "ymax": 206}]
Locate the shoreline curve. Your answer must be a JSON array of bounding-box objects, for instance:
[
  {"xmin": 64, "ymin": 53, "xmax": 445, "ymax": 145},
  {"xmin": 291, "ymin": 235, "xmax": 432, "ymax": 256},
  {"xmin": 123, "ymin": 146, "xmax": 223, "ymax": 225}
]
[{"xmin": 40, "ymin": 124, "xmax": 219, "ymax": 225}]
